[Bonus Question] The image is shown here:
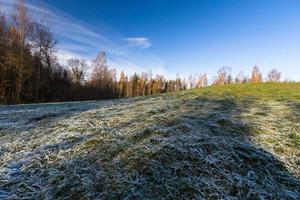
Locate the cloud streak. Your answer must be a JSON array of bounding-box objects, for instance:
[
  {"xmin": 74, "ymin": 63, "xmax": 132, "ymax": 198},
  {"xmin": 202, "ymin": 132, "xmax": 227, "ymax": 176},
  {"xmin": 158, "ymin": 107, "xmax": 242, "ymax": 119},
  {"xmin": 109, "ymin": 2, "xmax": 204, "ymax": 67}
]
[
  {"xmin": 125, "ymin": 37, "xmax": 152, "ymax": 49},
  {"xmin": 0, "ymin": 0, "xmax": 167, "ymax": 77}
]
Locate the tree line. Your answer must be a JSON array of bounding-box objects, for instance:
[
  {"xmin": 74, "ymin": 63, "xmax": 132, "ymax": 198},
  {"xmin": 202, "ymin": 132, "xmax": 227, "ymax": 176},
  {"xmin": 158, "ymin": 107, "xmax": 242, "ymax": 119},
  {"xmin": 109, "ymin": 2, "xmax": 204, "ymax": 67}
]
[
  {"xmin": 0, "ymin": 1, "xmax": 284, "ymax": 105},
  {"xmin": 0, "ymin": 0, "xmax": 186, "ymax": 104},
  {"xmin": 211, "ymin": 66, "xmax": 282, "ymax": 86}
]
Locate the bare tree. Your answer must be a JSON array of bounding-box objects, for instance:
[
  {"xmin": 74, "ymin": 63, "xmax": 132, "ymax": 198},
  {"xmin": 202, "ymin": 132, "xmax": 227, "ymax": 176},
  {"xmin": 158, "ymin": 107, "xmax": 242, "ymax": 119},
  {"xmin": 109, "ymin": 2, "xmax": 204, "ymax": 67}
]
[
  {"xmin": 213, "ymin": 67, "xmax": 231, "ymax": 86},
  {"xmin": 0, "ymin": 12, "xmax": 9, "ymax": 103},
  {"xmin": 181, "ymin": 78, "xmax": 187, "ymax": 90},
  {"xmin": 235, "ymin": 71, "xmax": 247, "ymax": 84},
  {"xmin": 32, "ymin": 22, "xmax": 57, "ymax": 101},
  {"xmin": 197, "ymin": 73, "xmax": 208, "ymax": 88},
  {"xmin": 175, "ymin": 75, "xmax": 182, "ymax": 91},
  {"xmin": 68, "ymin": 58, "xmax": 87, "ymax": 85},
  {"xmin": 157, "ymin": 74, "xmax": 166, "ymax": 93},
  {"xmin": 139, "ymin": 72, "xmax": 147, "ymax": 96},
  {"xmin": 267, "ymin": 68, "xmax": 281, "ymax": 82},
  {"xmin": 109, "ymin": 68, "xmax": 117, "ymax": 97},
  {"xmin": 188, "ymin": 74, "xmax": 194, "ymax": 89},
  {"xmin": 91, "ymin": 51, "xmax": 108, "ymax": 89},
  {"xmin": 146, "ymin": 71, "xmax": 153, "ymax": 95},
  {"xmin": 118, "ymin": 71, "xmax": 127, "ymax": 97},
  {"xmin": 12, "ymin": 0, "xmax": 32, "ymax": 102}
]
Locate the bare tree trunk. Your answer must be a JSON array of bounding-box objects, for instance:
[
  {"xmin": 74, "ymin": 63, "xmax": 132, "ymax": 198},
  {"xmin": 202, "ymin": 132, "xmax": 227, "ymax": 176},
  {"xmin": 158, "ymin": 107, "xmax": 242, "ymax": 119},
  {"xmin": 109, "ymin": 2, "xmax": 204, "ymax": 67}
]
[
  {"xmin": 14, "ymin": 0, "xmax": 28, "ymax": 103},
  {"xmin": 35, "ymin": 64, "xmax": 41, "ymax": 102},
  {"xmin": 16, "ymin": 20, "xmax": 24, "ymax": 103}
]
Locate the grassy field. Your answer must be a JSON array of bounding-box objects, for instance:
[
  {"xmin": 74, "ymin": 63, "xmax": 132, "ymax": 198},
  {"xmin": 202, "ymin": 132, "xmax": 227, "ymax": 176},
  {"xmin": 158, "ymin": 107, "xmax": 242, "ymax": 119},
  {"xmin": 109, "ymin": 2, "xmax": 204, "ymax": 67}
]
[{"xmin": 0, "ymin": 83, "xmax": 299, "ymax": 199}]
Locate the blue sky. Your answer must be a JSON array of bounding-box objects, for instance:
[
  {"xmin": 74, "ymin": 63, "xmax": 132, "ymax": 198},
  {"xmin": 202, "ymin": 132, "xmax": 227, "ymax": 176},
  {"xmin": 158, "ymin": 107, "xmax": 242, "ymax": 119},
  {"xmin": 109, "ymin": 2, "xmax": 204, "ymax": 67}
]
[{"xmin": 1, "ymin": 0, "xmax": 300, "ymax": 80}]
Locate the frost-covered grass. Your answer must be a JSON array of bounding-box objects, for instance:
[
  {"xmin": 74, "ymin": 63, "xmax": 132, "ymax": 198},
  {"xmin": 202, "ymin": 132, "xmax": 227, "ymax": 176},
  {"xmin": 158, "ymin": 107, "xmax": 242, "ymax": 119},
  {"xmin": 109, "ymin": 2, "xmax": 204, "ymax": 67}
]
[{"xmin": 0, "ymin": 83, "xmax": 300, "ymax": 199}]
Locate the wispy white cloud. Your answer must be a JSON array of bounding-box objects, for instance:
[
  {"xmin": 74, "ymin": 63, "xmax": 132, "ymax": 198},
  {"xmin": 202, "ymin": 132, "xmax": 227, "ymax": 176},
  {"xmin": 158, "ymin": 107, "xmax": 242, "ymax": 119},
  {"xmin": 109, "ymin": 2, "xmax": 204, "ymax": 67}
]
[
  {"xmin": 0, "ymin": 0, "xmax": 168, "ymax": 77},
  {"xmin": 125, "ymin": 37, "xmax": 152, "ymax": 49}
]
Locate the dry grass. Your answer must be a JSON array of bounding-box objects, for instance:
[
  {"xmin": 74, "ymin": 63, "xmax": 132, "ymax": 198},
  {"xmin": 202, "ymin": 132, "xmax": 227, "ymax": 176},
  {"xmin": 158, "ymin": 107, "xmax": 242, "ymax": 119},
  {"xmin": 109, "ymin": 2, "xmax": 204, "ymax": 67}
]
[{"xmin": 0, "ymin": 83, "xmax": 300, "ymax": 199}]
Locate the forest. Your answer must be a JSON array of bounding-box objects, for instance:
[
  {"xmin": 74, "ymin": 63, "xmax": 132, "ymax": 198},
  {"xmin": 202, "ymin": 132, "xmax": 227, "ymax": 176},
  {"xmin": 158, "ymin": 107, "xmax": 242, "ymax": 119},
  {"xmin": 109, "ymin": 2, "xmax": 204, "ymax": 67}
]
[{"xmin": 0, "ymin": 0, "xmax": 282, "ymax": 105}]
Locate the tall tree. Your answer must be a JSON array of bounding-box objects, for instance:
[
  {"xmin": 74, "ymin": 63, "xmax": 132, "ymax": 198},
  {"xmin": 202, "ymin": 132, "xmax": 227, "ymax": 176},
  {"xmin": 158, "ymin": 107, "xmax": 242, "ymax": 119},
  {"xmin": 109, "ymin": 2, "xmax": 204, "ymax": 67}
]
[
  {"xmin": 0, "ymin": 13, "xmax": 10, "ymax": 103},
  {"xmin": 118, "ymin": 71, "xmax": 126, "ymax": 97},
  {"xmin": 251, "ymin": 66, "xmax": 263, "ymax": 83},
  {"xmin": 91, "ymin": 51, "xmax": 108, "ymax": 90},
  {"xmin": 32, "ymin": 22, "xmax": 56, "ymax": 101},
  {"xmin": 12, "ymin": 0, "xmax": 32, "ymax": 103}
]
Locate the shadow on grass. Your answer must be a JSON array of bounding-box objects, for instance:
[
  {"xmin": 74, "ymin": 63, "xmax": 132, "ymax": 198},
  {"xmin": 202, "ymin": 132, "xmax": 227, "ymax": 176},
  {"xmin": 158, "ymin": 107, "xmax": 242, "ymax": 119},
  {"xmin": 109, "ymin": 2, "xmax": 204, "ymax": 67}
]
[
  {"xmin": 117, "ymin": 96, "xmax": 299, "ymax": 199},
  {"xmin": 0, "ymin": 94, "xmax": 299, "ymax": 199}
]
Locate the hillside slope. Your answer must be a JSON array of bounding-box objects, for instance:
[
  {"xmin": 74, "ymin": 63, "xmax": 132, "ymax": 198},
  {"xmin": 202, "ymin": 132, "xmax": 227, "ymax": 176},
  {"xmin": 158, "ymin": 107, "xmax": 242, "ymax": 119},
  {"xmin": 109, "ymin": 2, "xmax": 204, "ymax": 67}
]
[{"xmin": 0, "ymin": 83, "xmax": 300, "ymax": 199}]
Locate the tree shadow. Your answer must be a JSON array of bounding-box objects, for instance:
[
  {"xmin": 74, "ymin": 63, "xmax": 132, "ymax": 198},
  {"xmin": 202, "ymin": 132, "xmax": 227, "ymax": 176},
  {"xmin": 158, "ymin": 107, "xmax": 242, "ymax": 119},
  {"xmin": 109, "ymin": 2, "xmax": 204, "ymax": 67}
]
[
  {"xmin": 281, "ymin": 100, "xmax": 300, "ymax": 150},
  {"xmin": 98, "ymin": 96, "xmax": 300, "ymax": 199},
  {"xmin": 0, "ymin": 94, "xmax": 299, "ymax": 199}
]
